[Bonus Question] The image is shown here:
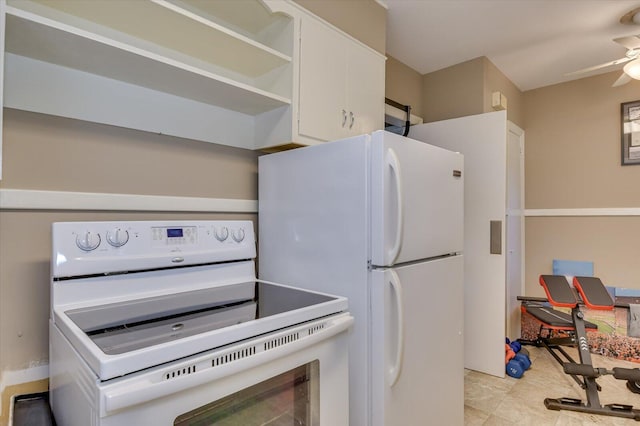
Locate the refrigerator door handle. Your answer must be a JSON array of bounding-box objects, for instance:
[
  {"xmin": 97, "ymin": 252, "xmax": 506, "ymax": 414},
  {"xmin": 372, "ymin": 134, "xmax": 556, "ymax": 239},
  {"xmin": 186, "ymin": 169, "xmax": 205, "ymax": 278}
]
[
  {"xmin": 388, "ymin": 269, "xmax": 404, "ymax": 387},
  {"xmin": 386, "ymin": 148, "xmax": 404, "ymax": 265}
]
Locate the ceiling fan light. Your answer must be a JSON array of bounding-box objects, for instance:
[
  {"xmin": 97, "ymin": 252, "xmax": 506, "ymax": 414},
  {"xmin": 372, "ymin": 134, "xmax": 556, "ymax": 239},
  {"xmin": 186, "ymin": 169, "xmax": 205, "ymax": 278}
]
[{"xmin": 624, "ymin": 59, "xmax": 640, "ymax": 80}]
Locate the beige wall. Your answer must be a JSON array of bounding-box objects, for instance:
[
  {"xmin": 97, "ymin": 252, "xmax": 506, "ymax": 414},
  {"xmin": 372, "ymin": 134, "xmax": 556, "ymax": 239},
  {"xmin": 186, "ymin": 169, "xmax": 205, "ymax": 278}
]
[
  {"xmin": 421, "ymin": 57, "xmax": 525, "ymax": 128},
  {"xmin": 524, "ymin": 72, "xmax": 640, "ymax": 209},
  {"xmin": 385, "ymin": 55, "xmax": 423, "ymax": 117},
  {"xmin": 422, "ymin": 57, "xmax": 485, "ymax": 123},
  {"xmin": 523, "ymin": 71, "xmax": 640, "ymax": 296},
  {"xmin": 483, "ymin": 58, "xmax": 524, "ymax": 128},
  {"xmin": 525, "ymin": 216, "xmax": 640, "ymax": 297},
  {"xmin": 0, "ymin": 109, "xmax": 258, "ymax": 197},
  {"xmin": 293, "ymin": 0, "xmax": 386, "ymax": 55}
]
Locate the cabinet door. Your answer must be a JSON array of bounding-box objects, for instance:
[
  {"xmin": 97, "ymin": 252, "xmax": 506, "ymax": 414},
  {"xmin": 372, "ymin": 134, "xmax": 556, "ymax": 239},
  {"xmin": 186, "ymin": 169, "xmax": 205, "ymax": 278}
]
[
  {"xmin": 346, "ymin": 41, "xmax": 385, "ymax": 136},
  {"xmin": 298, "ymin": 16, "xmax": 347, "ymax": 142}
]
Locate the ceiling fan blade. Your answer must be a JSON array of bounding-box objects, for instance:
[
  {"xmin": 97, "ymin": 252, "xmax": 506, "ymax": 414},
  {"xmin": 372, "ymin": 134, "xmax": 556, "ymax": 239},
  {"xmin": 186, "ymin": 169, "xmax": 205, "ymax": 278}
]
[
  {"xmin": 614, "ymin": 35, "xmax": 640, "ymax": 50},
  {"xmin": 620, "ymin": 7, "xmax": 640, "ymax": 25},
  {"xmin": 565, "ymin": 57, "xmax": 632, "ymax": 76},
  {"xmin": 612, "ymin": 72, "xmax": 632, "ymax": 87}
]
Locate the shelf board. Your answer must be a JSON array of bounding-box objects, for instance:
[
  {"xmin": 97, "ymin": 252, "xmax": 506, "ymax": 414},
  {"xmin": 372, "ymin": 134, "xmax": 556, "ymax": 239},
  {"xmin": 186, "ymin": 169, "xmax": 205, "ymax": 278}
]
[
  {"xmin": 173, "ymin": 0, "xmax": 286, "ymax": 36},
  {"xmin": 5, "ymin": 52, "xmax": 259, "ymax": 149},
  {"xmin": 16, "ymin": 0, "xmax": 292, "ymax": 78},
  {"xmin": 5, "ymin": 9, "xmax": 291, "ymax": 115}
]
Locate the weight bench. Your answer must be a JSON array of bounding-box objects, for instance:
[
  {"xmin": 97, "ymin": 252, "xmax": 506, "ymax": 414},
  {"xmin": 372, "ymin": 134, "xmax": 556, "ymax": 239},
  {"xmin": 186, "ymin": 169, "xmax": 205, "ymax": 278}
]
[{"xmin": 520, "ymin": 275, "xmax": 640, "ymax": 421}]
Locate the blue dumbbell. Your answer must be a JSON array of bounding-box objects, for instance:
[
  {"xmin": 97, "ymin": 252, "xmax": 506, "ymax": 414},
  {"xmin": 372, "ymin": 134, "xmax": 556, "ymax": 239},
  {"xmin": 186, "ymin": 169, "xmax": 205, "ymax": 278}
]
[
  {"xmin": 514, "ymin": 353, "xmax": 531, "ymax": 370},
  {"xmin": 506, "ymin": 358, "xmax": 526, "ymax": 378}
]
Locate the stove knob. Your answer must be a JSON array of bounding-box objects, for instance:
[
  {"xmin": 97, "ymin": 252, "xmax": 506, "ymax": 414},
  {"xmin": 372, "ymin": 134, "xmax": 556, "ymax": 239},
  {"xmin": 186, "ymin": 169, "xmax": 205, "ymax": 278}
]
[
  {"xmin": 214, "ymin": 227, "xmax": 229, "ymax": 242},
  {"xmin": 232, "ymin": 228, "xmax": 245, "ymax": 243},
  {"xmin": 76, "ymin": 231, "xmax": 101, "ymax": 251},
  {"xmin": 106, "ymin": 228, "xmax": 129, "ymax": 247}
]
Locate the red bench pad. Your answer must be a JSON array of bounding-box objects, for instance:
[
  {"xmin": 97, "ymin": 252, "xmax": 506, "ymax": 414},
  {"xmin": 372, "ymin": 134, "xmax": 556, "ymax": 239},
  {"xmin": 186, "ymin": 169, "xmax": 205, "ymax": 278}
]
[
  {"xmin": 573, "ymin": 276, "xmax": 614, "ymax": 310},
  {"xmin": 539, "ymin": 275, "xmax": 578, "ymax": 308}
]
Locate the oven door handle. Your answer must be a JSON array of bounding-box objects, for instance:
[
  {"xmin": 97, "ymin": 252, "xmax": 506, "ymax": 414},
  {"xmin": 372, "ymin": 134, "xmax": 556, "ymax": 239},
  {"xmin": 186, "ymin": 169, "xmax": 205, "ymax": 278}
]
[{"xmin": 100, "ymin": 314, "xmax": 353, "ymax": 415}]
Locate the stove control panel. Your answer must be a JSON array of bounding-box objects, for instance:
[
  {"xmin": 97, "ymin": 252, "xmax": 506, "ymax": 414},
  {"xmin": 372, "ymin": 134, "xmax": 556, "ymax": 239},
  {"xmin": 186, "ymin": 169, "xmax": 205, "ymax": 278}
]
[{"xmin": 52, "ymin": 220, "xmax": 256, "ymax": 278}]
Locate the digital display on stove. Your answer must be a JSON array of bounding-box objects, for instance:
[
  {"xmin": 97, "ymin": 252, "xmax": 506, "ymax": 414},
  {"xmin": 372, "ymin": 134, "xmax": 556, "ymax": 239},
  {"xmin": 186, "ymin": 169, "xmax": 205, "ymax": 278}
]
[{"xmin": 167, "ymin": 228, "xmax": 183, "ymax": 238}]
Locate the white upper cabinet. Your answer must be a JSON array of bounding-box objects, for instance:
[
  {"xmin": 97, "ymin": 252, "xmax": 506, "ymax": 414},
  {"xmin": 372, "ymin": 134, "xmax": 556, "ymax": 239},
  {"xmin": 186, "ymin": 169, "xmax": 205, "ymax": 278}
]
[
  {"xmin": 346, "ymin": 38, "xmax": 386, "ymax": 137},
  {"xmin": 298, "ymin": 15, "xmax": 347, "ymax": 143},
  {"xmin": 297, "ymin": 13, "xmax": 385, "ymax": 143}
]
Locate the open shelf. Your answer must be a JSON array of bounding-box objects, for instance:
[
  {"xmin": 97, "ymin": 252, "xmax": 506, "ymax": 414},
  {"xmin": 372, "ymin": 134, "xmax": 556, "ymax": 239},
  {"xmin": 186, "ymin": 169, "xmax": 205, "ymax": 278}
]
[
  {"xmin": 5, "ymin": 9, "xmax": 291, "ymax": 115},
  {"xmin": 17, "ymin": 0, "xmax": 292, "ymax": 77},
  {"xmin": 5, "ymin": 0, "xmax": 294, "ymax": 115}
]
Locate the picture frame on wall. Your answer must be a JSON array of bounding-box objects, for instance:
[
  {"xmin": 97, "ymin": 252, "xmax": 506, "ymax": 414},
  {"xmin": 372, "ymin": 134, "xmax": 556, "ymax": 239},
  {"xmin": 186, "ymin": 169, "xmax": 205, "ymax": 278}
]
[{"xmin": 622, "ymin": 100, "xmax": 640, "ymax": 165}]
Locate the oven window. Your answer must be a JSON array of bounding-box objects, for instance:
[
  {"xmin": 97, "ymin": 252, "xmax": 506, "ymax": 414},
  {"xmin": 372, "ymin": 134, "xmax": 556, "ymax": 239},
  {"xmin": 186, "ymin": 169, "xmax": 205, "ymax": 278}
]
[{"xmin": 174, "ymin": 361, "xmax": 319, "ymax": 425}]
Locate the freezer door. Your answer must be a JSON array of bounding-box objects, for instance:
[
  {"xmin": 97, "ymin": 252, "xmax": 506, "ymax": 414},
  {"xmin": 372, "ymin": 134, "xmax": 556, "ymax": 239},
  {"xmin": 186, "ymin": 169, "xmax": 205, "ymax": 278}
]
[
  {"xmin": 370, "ymin": 130, "xmax": 463, "ymax": 266},
  {"xmin": 371, "ymin": 255, "xmax": 464, "ymax": 426}
]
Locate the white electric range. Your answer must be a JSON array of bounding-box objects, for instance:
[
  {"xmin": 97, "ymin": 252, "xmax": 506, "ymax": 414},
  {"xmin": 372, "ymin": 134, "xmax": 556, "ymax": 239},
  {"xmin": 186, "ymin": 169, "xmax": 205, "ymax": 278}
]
[{"xmin": 49, "ymin": 220, "xmax": 352, "ymax": 426}]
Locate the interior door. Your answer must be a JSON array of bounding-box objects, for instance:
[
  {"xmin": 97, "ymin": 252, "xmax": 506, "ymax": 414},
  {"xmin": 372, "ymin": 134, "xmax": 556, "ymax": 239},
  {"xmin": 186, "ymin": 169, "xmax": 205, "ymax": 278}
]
[
  {"xmin": 370, "ymin": 130, "xmax": 464, "ymax": 267},
  {"xmin": 370, "ymin": 256, "xmax": 464, "ymax": 426},
  {"xmin": 409, "ymin": 111, "xmax": 508, "ymax": 377}
]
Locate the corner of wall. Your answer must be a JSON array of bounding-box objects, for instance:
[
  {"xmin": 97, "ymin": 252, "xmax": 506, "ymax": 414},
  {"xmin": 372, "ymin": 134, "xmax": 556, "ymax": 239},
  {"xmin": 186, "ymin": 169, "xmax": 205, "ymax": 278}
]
[
  {"xmin": 384, "ymin": 55, "xmax": 424, "ymax": 117},
  {"xmin": 421, "ymin": 57, "xmax": 485, "ymax": 123},
  {"xmin": 482, "ymin": 57, "xmax": 525, "ymax": 128}
]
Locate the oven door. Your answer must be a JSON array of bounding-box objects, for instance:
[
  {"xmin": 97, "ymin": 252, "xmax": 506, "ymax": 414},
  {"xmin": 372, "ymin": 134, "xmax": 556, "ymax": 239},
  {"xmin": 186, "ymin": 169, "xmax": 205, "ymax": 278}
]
[{"xmin": 55, "ymin": 313, "xmax": 352, "ymax": 426}]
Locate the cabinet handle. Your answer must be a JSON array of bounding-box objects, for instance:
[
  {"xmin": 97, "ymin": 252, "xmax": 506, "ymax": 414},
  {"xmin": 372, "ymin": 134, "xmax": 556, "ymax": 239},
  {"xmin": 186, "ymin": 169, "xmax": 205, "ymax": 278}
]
[
  {"xmin": 342, "ymin": 109, "xmax": 347, "ymax": 127},
  {"xmin": 349, "ymin": 111, "xmax": 355, "ymax": 129}
]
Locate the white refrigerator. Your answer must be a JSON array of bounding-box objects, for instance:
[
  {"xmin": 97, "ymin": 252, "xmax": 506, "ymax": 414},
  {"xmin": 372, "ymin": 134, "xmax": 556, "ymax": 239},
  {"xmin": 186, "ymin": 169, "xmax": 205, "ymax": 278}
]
[{"xmin": 258, "ymin": 130, "xmax": 464, "ymax": 426}]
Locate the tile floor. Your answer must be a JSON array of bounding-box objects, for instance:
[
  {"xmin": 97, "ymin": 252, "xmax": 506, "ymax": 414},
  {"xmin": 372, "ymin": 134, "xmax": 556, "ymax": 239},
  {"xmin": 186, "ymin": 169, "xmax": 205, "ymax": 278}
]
[{"xmin": 465, "ymin": 345, "xmax": 640, "ymax": 425}]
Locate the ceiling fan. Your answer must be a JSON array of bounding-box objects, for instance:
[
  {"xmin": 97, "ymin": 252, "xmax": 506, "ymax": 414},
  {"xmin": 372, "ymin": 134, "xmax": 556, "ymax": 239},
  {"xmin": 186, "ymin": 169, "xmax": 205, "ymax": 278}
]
[
  {"xmin": 566, "ymin": 8, "xmax": 640, "ymax": 87},
  {"xmin": 566, "ymin": 35, "xmax": 640, "ymax": 87}
]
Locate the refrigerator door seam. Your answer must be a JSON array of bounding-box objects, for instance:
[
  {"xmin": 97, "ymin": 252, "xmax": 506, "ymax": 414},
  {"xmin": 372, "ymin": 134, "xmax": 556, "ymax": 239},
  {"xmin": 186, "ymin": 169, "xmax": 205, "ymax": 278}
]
[{"xmin": 370, "ymin": 252, "xmax": 463, "ymax": 270}]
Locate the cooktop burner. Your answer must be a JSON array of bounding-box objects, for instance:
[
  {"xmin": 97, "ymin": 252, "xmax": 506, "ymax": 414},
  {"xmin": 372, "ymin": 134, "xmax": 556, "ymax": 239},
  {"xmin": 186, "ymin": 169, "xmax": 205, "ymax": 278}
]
[{"xmin": 66, "ymin": 282, "xmax": 336, "ymax": 355}]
